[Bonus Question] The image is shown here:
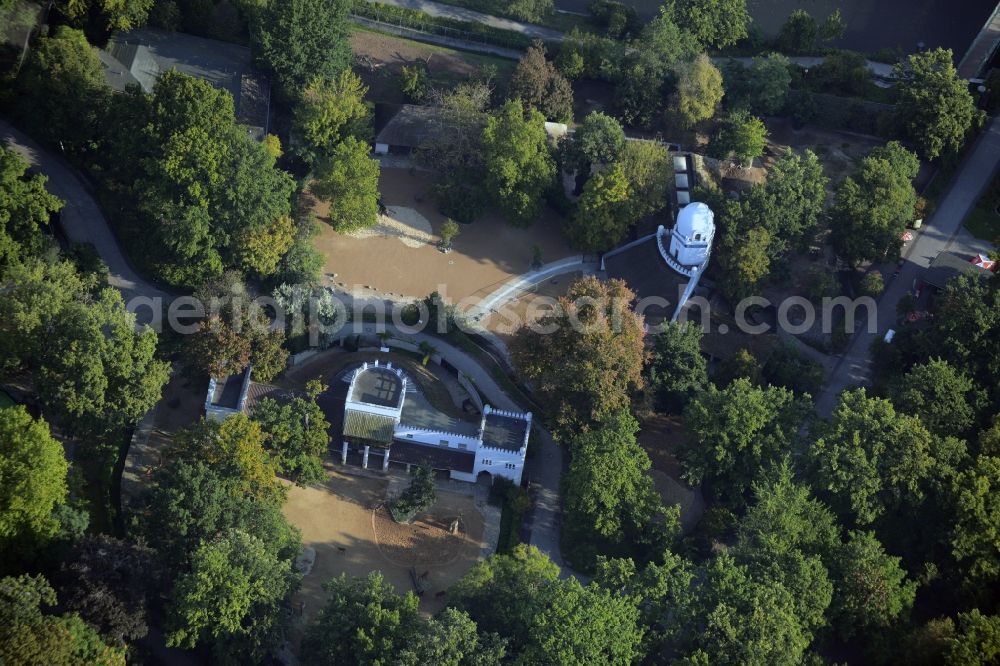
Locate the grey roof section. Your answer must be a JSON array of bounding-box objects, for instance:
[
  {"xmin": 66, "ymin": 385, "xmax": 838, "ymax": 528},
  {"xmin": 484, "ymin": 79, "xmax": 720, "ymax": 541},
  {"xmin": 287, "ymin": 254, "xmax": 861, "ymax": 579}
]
[
  {"xmin": 375, "ymin": 104, "xmax": 484, "ymax": 150},
  {"xmin": 390, "ymin": 438, "xmax": 475, "ymax": 473},
  {"xmin": 210, "ymin": 366, "xmax": 252, "ymax": 409},
  {"xmin": 100, "ymin": 28, "xmax": 268, "ymax": 132},
  {"xmin": 481, "ymin": 413, "xmax": 529, "ymax": 451},
  {"xmin": 103, "ymin": 28, "xmax": 249, "ymax": 97},
  {"xmin": 400, "ymin": 389, "xmax": 480, "ymax": 436},
  {"xmin": 350, "ymin": 367, "xmax": 404, "ymax": 408},
  {"xmin": 925, "ymin": 251, "xmax": 994, "ymax": 289}
]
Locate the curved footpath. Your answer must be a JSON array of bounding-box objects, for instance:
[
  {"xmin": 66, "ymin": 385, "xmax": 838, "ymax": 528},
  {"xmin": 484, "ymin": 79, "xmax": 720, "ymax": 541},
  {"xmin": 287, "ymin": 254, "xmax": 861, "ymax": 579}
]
[{"xmin": 0, "ymin": 119, "xmax": 171, "ymax": 326}]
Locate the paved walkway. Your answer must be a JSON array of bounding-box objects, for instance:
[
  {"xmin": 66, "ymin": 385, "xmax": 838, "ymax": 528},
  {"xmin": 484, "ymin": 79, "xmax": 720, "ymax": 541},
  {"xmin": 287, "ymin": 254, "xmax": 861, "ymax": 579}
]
[
  {"xmin": 815, "ymin": 114, "xmax": 1000, "ymax": 415},
  {"xmin": 366, "ymin": 0, "xmax": 564, "ymax": 41},
  {"xmin": 958, "ymin": 2, "xmax": 1000, "ymax": 79},
  {"xmin": 465, "ymin": 255, "xmax": 599, "ymax": 322},
  {"xmin": 0, "ymin": 118, "xmax": 171, "ymax": 326}
]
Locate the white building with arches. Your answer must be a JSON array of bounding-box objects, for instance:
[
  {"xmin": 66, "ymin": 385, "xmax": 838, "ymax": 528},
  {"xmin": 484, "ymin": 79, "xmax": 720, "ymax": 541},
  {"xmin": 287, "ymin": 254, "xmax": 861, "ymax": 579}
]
[{"xmin": 340, "ymin": 360, "xmax": 531, "ymax": 485}]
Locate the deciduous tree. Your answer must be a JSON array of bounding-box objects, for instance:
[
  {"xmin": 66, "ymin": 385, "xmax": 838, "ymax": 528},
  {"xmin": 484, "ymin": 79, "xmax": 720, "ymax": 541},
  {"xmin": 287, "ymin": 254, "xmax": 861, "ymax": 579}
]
[
  {"xmin": 511, "ymin": 276, "xmax": 645, "ymax": 439},
  {"xmin": 809, "ymin": 389, "xmax": 933, "ymax": 524},
  {"xmin": 507, "ymin": 41, "xmax": 574, "ymax": 123},
  {"xmin": 293, "ymin": 71, "xmax": 373, "ymax": 165},
  {"xmin": 895, "ymin": 48, "xmax": 984, "ymax": 159},
  {"xmin": 950, "ymin": 455, "xmax": 1000, "ymax": 589},
  {"xmin": 645, "ymin": 321, "xmax": 708, "ymax": 412},
  {"xmin": 165, "ymin": 529, "xmax": 299, "ymax": 659},
  {"xmin": 672, "ymin": 0, "xmax": 751, "ymax": 48},
  {"xmin": 723, "ymin": 53, "xmax": 791, "ymax": 116},
  {"xmin": 829, "ymin": 530, "xmax": 917, "ymax": 638},
  {"xmin": 0, "ymin": 407, "xmax": 68, "ymax": 550},
  {"xmin": 567, "ymin": 162, "xmax": 631, "ymax": 251},
  {"xmin": 253, "ymin": 0, "xmax": 352, "ymax": 99},
  {"xmin": 710, "ymin": 109, "xmax": 768, "ymax": 166},
  {"xmin": 830, "ymin": 141, "xmax": 920, "ymax": 265},
  {"xmin": 312, "ymin": 136, "xmax": 380, "ymax": 232},
  {"xmin": 673, "ymin": 54, "xmax": 724, "ymax": 128},
  {"xmin": 0, "ymin": 145, "xmax": 62, "ymax": 267},
  {"xmin": 482, "ymin": 100, "xmax": 556, "ymax": 226},
  {"xmin": 889, "ymin": 358, "xmax": 985, "ymax": 437},
  {"xmin": 561, "ymin": 111, "xmax": 625, "ymax": 175},
  {"xmin": 0, "ymin": 574, "xmax": 125, "ymax": 666},
  {"xmin": 681, "ymin": 378, "xmax": 811, "ymax": 508},
  {"xmin": 251, "ymin": 380, "xmax": 330, "ymax": 486}
]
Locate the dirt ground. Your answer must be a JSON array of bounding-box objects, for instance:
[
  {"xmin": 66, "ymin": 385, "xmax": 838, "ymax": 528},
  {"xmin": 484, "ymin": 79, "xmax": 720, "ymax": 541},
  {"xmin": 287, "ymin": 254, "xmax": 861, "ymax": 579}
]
[
  {"xmin": 310, "ymin": 167, "xmax": 576, "ymax": 305},
  {"xmin": 282, "ymin": 468, "xmax": 485, "ymax": 623},
  {"xmin": 765, "ymin": 117, "xmax": 886, "ymax": 188},
  {"xmin": 480, "ymin": 271, "xmax": 581, "ymax": 339},
  {"xmin": 351, "ymin": 27, "xmax": 515, "ymax": 106}
]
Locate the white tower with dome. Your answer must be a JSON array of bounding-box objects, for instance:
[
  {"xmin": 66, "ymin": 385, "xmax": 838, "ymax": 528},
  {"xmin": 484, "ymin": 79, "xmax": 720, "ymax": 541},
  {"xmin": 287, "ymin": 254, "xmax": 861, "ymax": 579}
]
[
  {"xmin": 655, "ymin": 202, "xmax": 716, "ymax": 321},
  {"xmin": 669, "ymin": 202, "xmax": 715, "ymax": 268}
]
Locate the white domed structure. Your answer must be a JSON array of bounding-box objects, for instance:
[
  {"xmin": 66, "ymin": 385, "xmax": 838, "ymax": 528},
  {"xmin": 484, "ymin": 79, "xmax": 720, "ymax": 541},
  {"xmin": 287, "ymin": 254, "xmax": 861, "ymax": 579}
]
[{"xmin": 670, "ymin": 202, "xmax": 715, "ymax": 268}]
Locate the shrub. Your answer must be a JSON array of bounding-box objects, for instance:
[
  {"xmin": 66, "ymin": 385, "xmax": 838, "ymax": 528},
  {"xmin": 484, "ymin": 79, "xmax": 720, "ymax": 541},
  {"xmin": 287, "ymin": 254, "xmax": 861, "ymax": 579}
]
[
  {"xmin": 390, "ymin": 464, "xmax": 436, "ymax": 522},
  {"xmin": 400, "ymin": 65, "xmax": 428, "ymax": 102},
  {"xmin": 860, "ymin": 271, "xmax": 884, "ymax": 297}
]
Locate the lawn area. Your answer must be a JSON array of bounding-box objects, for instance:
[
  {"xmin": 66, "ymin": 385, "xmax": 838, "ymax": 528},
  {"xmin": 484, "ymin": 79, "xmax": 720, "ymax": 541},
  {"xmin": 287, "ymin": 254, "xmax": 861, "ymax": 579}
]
[{"xmin": 963, "ymin": 171, "xmax": 1000, "ymax": 243}]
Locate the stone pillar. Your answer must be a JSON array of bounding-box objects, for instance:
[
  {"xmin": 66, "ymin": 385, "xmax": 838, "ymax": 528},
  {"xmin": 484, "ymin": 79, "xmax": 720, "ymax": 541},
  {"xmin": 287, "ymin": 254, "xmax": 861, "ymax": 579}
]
[
  {"xmin": 362, "ymin": 445, "xmax": 370, "ymax": 469},
  {"xmin": 341, "ymin": 441, "xmax": 348, "ymax": 464},
  {"xmin": 382, "ymin": 448, "xmax": 390, "ymax": 471}
]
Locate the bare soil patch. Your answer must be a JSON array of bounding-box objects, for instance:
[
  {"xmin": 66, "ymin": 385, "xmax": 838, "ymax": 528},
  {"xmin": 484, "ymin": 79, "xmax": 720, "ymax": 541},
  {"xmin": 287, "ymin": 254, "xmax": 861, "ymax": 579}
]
[
  {"xmin": 636, "ymin": 414, "xmax": 705, "ymax": 531},
  {"xmin": 309, "ymin": 167, "xmax": 576, "ymax": 304},
  {"xmin": 282, "ymin": 468, "xmax": 484, "ymax": 622}
]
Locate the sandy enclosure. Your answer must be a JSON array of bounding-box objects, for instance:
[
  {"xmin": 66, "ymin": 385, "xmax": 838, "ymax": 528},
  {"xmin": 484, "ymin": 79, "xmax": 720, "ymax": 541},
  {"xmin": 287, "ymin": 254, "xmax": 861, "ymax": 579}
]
[
  {"xmin": 282, "ymin": 468, "xmax": 485, "ymax": 622},
  {"xmin": 308, "ymin": 168, "xmax": 575, "ymax": 304}
]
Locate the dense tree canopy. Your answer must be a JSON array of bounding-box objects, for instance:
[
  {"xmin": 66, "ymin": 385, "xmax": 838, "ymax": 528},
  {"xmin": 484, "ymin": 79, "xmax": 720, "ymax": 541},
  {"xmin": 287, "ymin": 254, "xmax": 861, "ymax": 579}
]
[
  {"xmin": 645, "ymin": 321, "xmax": 708, "ymax": 412},
  {"xmin": 293, "ymin": 71, "xmax": 373, "ymax": 166},
  {"xmin": 895, "ymin": 48, "xmax": 984, "ymax": 160},
  {"xmin": 889, "ymin": 358, "xmax": 985, "ymax": 437},
  {"xmin": 251, "ymin": 380, "xmax": 330, "ymax": 486},
  {"xmin": 165, "ymin": 529, "xmax": 299, "ymax": 658},
  {"xmin": 567, "ymin": 162, "xmax": 632, "ymax": 251},
  {"xmin": 561, "ymin": 111, "xmax": 625, "ymax": 176},
  {"xmin": 0, "ymin": 145, "xmax": 62, "ymax": 267},
  {"xmin": 710, "ymin": 109, "xmax": 768, "ymax": 166},
  {"xmin": 562, "ymin": 409, "xmax": 672, "ymax": 567},
  {"xmin": 0, "ymin": 574, "xmax": 125, "ymax": 666},
  {"xmin": 0, "ymin": 258, "xmax": 168, "ymax": 441},
  {"xmin": 511, "ymin": 276, "xmax": 646, "ymax": 440},
  {"xmin": 59, "ymin": 0, "xmax": 152, "ymax": 31},
  {"xmin": 451, "ymin": 545, "xmax": 643, "ymax": 664},
  {"xmin": 681, "ymin": 378, "xmax": 811, "ymax": 508},
  {"xmin": 831, "ymin": 141, "xmax": 920, "ymax": 265},
  {"xmin": 723, "ymin": 53, "xmax": 792, "ymax": 116},
  {"xmin": 673, "ymin": 54, "xmax": 724, "ymax": 128},
  {"xmin": 672, "ymin": 0, "xmax": 751, "ymax": 48},
  {"xmin": 55, "ymin": 535, "xmax": 158, "ymax": 646},
  {"xmin": 949, "ymin": 455, "xmax": 1000, "ymax": 589},
  {"xmin": 15, "ymin": 27, "xmax": 108, "ymax": 159},
  {"xmin": 507, "ymin": 41, "xmax": 574, "ymax": 123},
  {"xmin": 253, "ymin": 0, "xmax": 353, "ymax": 99},
  {"xmin": 829, "ymin": 530, "xmax": 917, "ymax": 639},
  {"xmin": 312, "ymin": 136, "xmax": 381, "ymax": 232},
  {"xmin": 809, "ymin": 389, "xmax": 934, "ymax": 524},
  {"xmin": 482, "ymin": 100, "xmax": 556, "ymax": 226},
  {"xmin": 0, "ymin": 407, "xmax": 68, "ymax": 551}
]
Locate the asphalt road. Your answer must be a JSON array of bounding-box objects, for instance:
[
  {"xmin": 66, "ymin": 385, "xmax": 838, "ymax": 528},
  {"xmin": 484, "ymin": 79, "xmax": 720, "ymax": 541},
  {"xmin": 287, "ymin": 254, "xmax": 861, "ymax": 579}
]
[
  {"xmin": 815, "ymin": 114, "xmax": 1000, "ymax": 415},
  {"xmin": 0, "ymin": 118, "xmax": 171, "ymax": 326}
]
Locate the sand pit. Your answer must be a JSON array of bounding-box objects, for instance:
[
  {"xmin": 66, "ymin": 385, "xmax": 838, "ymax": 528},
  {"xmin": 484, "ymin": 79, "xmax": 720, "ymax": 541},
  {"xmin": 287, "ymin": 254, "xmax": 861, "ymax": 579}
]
[
  {"xmin": 282, "ymin": 468, "xmax": 485, "ymax": 623},
  {"xmin": 348, "ymin": 206, "xmax": 434, "ymax": 249}
]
